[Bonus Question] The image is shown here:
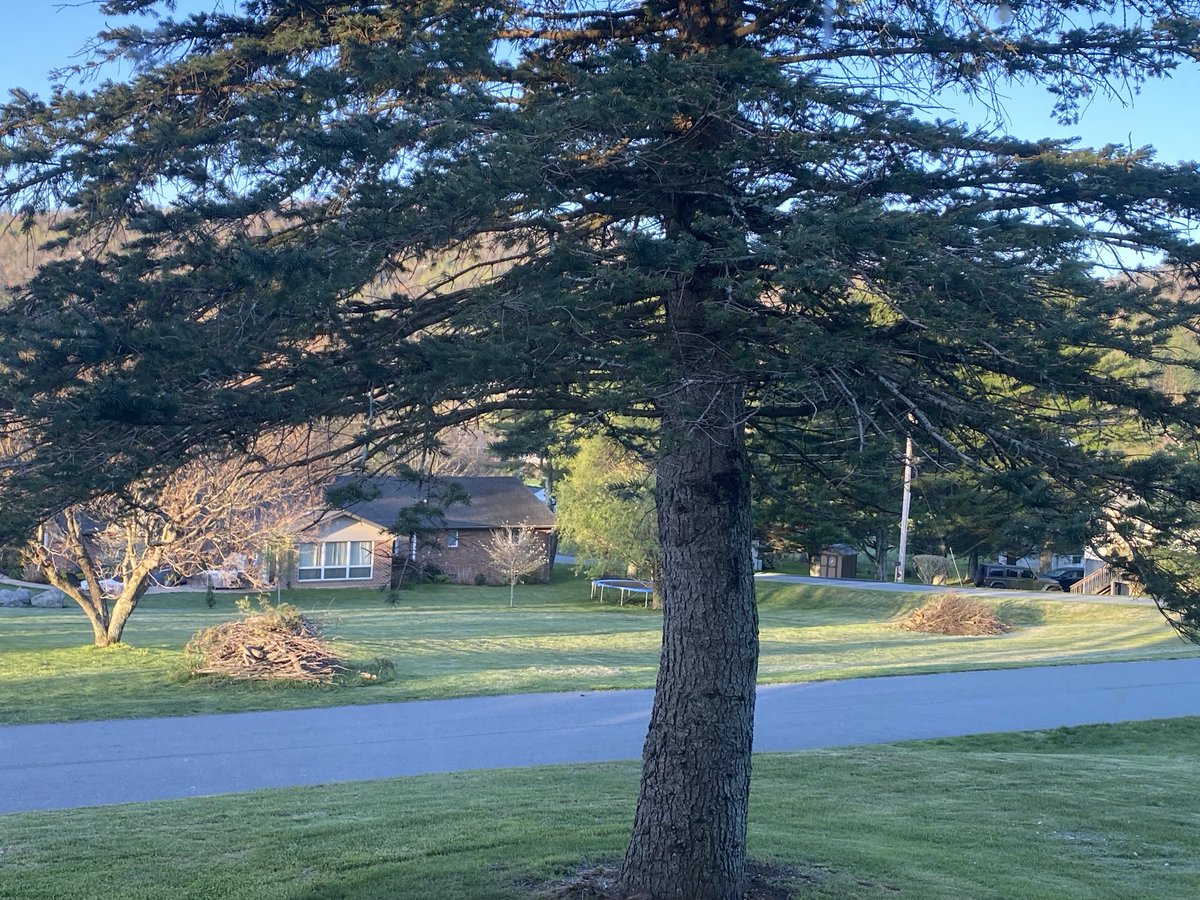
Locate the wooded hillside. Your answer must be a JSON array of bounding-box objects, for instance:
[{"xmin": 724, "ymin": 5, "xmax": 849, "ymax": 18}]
[{"xmin": 0, "ymin": 217, "xmax": 76, "ymax": 298}]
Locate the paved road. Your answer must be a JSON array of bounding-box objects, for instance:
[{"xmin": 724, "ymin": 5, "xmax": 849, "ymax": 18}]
[
  {"xmin": 4, "ymin": 657, "xmax": 1200, "ymax": 815},
  {"xmin": 2, "ymin": 572, "xmax": 1151, "ymax": 603}
]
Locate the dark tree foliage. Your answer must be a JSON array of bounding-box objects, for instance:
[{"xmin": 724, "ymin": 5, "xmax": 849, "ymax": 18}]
[
  {"xmin": 5, "ymin": 2, "xmax": 1200, "ymax": 896},
  {"xmin": 913, "ymin": 457, "xmax": 1095, "ymax": 567},
  {"xmin": 490, "ymin": 409, "xmax": 577, "ymax": 501},
  {"xmin": 750, "ymin": 421, "xmax": 903, "ymax": 574}
]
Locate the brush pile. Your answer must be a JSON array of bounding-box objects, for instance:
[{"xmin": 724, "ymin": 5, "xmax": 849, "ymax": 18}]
[
  {"xmin": 899, "ymin": 592, "xmax": 1009, "ymax": 636},
  {"xmin": 187, "ymin": 599, "xmax": 344, "ymax": 681}
]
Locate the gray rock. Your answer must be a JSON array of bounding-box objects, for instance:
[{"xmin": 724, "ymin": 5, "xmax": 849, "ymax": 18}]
[
  {"xmin": 30, "ymin": 589, "xmax": 67, "ymax": 608},
  {"xmin": 0, "ymin": 588, "xmax": 34, "ymax": 607}
]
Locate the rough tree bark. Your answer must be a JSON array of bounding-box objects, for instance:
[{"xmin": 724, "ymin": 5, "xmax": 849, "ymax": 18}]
[
  {"xmin": 622, "ymin": 373, "xmax": 759, "ymax": 899},
  {"xmin": 619, "ymin": 5, "xmax": 759, "ymax": 894},
  {"xmin": 621, "ymin": 250, "xmax": 759, "ymax": 899}
]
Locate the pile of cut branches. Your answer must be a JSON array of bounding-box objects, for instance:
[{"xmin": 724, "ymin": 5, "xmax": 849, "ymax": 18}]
[
  {"xmin": 187, "ymin": 598, "xmax": 344, "ymax": 681},
  {"xmin": 899, "ymin": 592, "xmax": 1009, "ymax": 636}
]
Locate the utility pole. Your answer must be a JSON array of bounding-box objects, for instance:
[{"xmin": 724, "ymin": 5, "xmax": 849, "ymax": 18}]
[{"xmin": 895, "ymin": 429, "xmax": 915, "ymax": 583}]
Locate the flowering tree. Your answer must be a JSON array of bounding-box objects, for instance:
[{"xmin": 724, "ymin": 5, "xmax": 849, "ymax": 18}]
[{"xmin": 484, "ymin": 523, "xmax": 550, "ymax": 608}]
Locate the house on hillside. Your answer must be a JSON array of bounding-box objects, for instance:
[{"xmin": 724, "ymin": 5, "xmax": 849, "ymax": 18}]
[{"xmin": 290, "ymin": 475, "xmax": 556, "ymax": 589}]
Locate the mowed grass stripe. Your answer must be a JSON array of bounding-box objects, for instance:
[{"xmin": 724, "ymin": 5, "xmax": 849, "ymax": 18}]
[{"xmin": 1, "ymin": 574, "xmax": 1195, "ymax": 725}]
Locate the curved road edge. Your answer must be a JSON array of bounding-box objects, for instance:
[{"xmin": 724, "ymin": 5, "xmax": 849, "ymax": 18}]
[{"xmin": 3, "ymin": 657, "xmax": 1200, "ymax": 815}]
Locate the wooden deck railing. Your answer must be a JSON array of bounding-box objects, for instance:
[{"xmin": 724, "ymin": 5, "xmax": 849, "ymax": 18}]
[
  {"xmin": 1070, "ymin": 566, "xmax": 1115, "ymax": 595},
  {"xmin": 1070, "ymin": 565, "xmax": 1143, "ymax": 597}
]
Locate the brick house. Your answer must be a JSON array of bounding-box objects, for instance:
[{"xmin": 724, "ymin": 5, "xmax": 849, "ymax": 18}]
[{"xmin": 289, "ymin": 476, "xmax": 555, "ymax": 589}]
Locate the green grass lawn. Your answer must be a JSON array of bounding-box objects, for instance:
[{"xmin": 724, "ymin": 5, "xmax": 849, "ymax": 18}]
[
  {"xmin": 2, "ymin": 718, "xmax": 1198, "ymax": 899},
  {"xmin": 1, "ymin": 572, "xmax": 1196, "ymax": 725}
]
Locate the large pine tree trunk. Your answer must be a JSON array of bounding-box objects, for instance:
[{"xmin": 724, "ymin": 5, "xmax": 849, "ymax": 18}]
[
  {"xmin": 620, "ymin": 376, "xmax": 759, "ymax": 898},
  {"xmin": 620, "ymin": 4, "xmax": 757, "ymax": 893}
]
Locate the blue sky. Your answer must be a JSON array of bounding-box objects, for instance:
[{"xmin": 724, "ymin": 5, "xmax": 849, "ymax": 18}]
[{"xmin": 2, "ymin": 2, "xmax": 1197, "ymax": 165}]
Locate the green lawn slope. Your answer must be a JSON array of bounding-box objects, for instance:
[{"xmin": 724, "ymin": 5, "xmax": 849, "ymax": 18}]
[{"xmin": 1, "ymin": 573, "xmax": 1195, "ymax": 725}]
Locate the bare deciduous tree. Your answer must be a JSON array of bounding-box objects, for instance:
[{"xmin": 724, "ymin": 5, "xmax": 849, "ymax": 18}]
[
  {"xmin": 28, "ymin": 439, "xmax": 327, "ymax": 647},
  {"xmin": 913, "ymin": 554, "xmax": 951, "ymax": 586},
  {"xmin": 374, "ymin": 423, "xmax": 506, "ymax": 478},
  {"xmin": 485, "ymin": 523, "xmax": 549, "ymax": 608}
]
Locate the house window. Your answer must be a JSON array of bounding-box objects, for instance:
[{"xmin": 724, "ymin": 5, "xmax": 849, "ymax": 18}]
[
  {"xmin": 348, "ymin": 541, "xmax": 373, "ymax": 578},
  {"xmin": 297, "ymin": 541, "xmax": 374, "ymax": 581},
  {"xmin": 447, "ymin": 529, "xmax": 459, "ymax": 548}
]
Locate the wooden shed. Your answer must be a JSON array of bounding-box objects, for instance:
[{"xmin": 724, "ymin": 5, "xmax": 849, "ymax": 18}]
[{"xmin": 810, "ymin": 544, "xmax": 858, "ymax": 579}]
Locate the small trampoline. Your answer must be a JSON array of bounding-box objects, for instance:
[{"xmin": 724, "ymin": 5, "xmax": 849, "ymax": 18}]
[{"xmin": 590, "ymin": 578, "xmax": 656, "ymax": 607}]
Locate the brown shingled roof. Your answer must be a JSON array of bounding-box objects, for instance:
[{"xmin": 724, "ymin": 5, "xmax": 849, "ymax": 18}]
[{"xmin": 333, "ymin": 475, "xmax": 555, "ymax": 531}]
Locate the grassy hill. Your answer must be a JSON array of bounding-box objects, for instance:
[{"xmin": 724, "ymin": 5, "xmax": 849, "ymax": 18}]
[{"xmin": 0, "ymin": 215, "xmax": 78, "ymax": 296}]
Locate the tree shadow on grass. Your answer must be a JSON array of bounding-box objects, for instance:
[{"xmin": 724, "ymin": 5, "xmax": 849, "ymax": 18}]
[
  {"xmin": 528, "ymin": 859, "xmax": 841, "ymax": 899},
  {"xmin": 994, "ymin": 602, "xmax": 1046, "ymax": 627}
]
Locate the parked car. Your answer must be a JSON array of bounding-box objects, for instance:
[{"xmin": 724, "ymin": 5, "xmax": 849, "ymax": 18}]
[
  {"xmin": 1037, "ymin": 566, "xmax": 1085, "ymax": 591},
  {"xmin": 150, "ymin": 566, "xmax": 186, "ymax": 588},
  {"xmin": 973, "ymin": 564, "xmax": 1040, "ymax": 590},
  {"xmin": 190, "ymin": 569, "xmax": 247, "ymax": 589},
  {"xmin": 79, "ymin": 577, "xmax": 124, "ymax": 597}
]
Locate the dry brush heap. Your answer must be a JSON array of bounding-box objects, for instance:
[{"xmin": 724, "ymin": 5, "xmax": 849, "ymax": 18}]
[
  {"xmin": 899, "ymin": 593, "xmax": 1010, "ymax": 637},
  {"xmin": 186, "ymin": 600, "xmax": 344, "ymax": 682}
]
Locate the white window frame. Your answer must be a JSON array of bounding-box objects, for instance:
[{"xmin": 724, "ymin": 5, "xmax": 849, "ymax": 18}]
[
  {"xmin": 297, "ymin": 540, "xmax": 374, "ymax": 581},
  {"xmin": 446, "ymin": 529, "xmax": 459, "ymax": 548}
]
